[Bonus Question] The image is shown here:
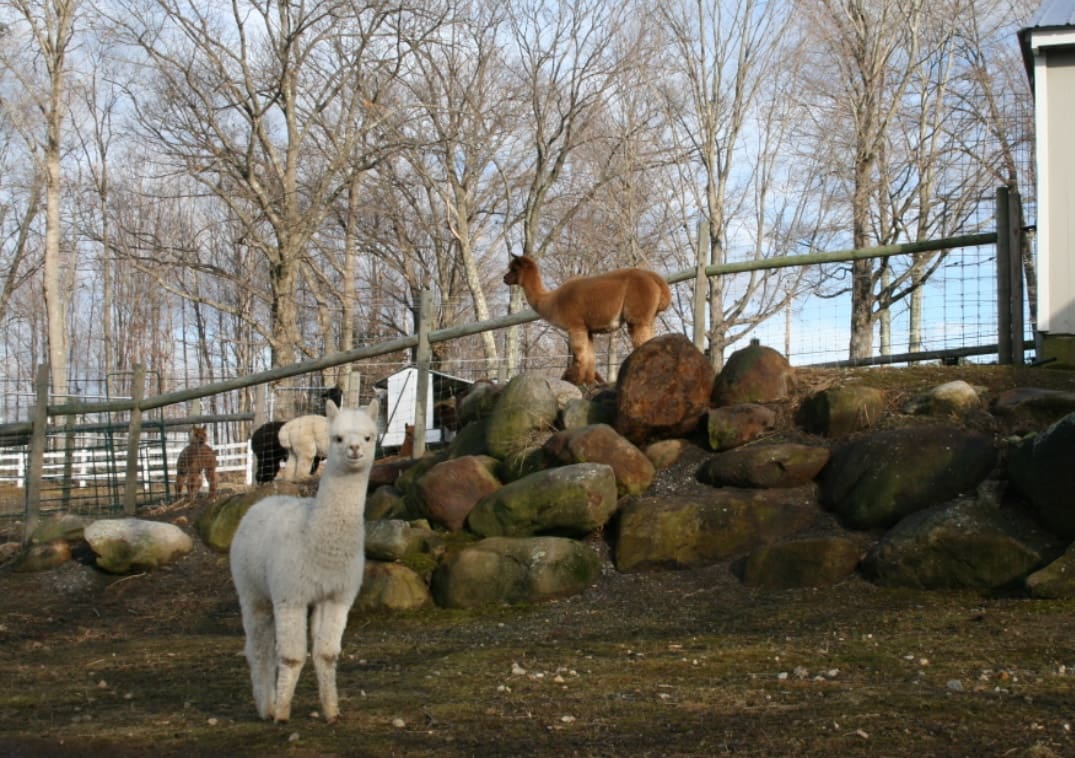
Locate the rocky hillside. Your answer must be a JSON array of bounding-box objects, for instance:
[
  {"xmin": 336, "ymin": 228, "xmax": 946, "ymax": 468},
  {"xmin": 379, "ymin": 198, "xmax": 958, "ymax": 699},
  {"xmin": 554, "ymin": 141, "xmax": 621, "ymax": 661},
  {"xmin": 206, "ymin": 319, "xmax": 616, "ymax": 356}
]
[{"xmin": 176, "ymin": 337, "xmax": 1075, "ymax": 612}]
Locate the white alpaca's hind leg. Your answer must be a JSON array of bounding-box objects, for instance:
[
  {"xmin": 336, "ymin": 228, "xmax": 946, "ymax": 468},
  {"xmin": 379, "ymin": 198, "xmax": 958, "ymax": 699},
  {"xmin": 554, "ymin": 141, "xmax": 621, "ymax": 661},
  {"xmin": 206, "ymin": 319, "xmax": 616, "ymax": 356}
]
[
  {"xmin": 311, "ymin": 600, "xmax": 350, "ymax": 723},
  {"xmin": 271, "ymin": 603, "xmax": 308, "ymax": 723},
  {"xmin": 240, "ymin": 598, "xmax": 277, "ymax": 720}
]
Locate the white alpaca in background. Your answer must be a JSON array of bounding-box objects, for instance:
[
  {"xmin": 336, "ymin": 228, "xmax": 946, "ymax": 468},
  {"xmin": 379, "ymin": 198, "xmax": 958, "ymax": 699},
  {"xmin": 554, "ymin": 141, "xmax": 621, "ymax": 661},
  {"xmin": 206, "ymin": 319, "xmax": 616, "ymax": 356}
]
[
  {"xmin": 277, "ymin": 414, "xmax": 330, "ymax": 481},
  {"xmin": 230, "ymin": 399, "xmax": 379, "ymax": 723}
]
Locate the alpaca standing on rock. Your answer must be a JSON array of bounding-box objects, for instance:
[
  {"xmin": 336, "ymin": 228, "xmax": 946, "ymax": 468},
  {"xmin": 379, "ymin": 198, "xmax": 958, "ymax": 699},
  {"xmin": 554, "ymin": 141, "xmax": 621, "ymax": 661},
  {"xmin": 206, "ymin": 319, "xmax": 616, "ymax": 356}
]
[
  {"xmin": 503, "ymin": 253, "xmax": 671, "ymax": 386},
  {"xmin": 175, "ymin": 426, "xmax": 217, "ymax": 497},
  {"xmin": 230, "ymin": 399, "xmax": 379, "ymax": 723}
]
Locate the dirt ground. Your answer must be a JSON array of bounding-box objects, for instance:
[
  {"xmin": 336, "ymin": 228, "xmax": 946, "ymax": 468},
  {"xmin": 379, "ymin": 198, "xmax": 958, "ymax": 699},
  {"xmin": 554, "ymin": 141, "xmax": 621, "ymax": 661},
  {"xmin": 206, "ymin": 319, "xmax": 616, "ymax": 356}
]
[{"xmin": 1, "ymin": 365, "xmax": 1074, "ymax": 757}]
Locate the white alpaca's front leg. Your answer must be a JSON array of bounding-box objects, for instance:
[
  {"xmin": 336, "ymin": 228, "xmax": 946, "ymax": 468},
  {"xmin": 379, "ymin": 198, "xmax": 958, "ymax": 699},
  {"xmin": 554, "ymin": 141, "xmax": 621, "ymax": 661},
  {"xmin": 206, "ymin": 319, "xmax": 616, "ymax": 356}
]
[
  {"xmin": 239, "ymin": 597, "xmax": 277, "ymax": 720},
  {"xmin": 311, "ymin": 600, "xmax": 351, "ymax": 723},
  {"xmin": 271, "ymin": 603, "xmax": 308, "ymax": 723}
]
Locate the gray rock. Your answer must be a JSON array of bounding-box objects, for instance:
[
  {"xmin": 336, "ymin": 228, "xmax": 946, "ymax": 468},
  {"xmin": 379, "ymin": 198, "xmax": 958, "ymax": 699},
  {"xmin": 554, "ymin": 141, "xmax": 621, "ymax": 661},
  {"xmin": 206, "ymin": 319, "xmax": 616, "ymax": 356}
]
[
  {"xmin": 741, "ymin": 537, "xmax": 864, "ymax": 589},
  {"xmin": 431, "ymin": 536, "xmax": 599, "ymax": 608},
  {"xmin": 1007, "ymin": 412, "xmax": 1075, "ymax": 539},
  {"xmin": 1026, "ymin": 542, "xmax": 1075, "ymax": 598},
  {"xmin": 486, "ymin": 374, "xmax": 559, "ymax": 460},
  {"xmin": 614, "ymin": 486, "xmax": 819, "ymax": 572},
  {"xmin": 84, "ymin": 518, "xmax": 193, "ymax": 574},
  {"xmin": 467, "ymin": 463, "xmax": 618, "ymax": 538},
  {"xmin": 821, "ymin": 425, "xmax": 996, "ymax": 529},
  {"xmin": 698, "ymin": 443, "xmax": 830, "ymax": 489},
  {"xmin": 365, "ymin": 519, "xmax": 440, "ymax": 562},
  {"xmin": 903, "ymin": 380, "xmax": 982, "ymax": 416},
  {"xmin": 861, "ymin": 493, "xmax": 1062, "ymax": 589},
  {"xmin": 797, "ymin": 384, "xmax": 887, "ymax": 437},
  {"xmin": 355, "ymin": 561, "xmax": 432, "ymax": 612}
]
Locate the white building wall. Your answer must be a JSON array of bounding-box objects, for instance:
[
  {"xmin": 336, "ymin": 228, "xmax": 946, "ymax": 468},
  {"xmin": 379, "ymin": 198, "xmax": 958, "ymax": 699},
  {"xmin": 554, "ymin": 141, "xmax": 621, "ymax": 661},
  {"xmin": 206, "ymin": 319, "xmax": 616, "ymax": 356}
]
[{"xmin": 381, "ymin": 368, "xmax": 442, "ymax": 448}]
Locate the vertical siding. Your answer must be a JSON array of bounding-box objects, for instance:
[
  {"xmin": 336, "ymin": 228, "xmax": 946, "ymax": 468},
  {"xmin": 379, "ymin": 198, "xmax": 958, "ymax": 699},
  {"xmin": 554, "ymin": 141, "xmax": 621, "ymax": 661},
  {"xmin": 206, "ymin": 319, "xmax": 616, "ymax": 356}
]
[{"xmin": 1045, "ymin": 49, "xmax": 1075, "ymax": 332}]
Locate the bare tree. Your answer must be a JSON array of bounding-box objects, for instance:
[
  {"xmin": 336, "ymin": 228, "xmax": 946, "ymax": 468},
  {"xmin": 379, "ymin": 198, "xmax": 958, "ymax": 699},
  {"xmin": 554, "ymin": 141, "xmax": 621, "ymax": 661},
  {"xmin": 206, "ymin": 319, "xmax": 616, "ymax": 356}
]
[
  {"xmin": 396, "ymin": 0, "xmax": 517, "ymax": 373},
  {"xmin": 0, "ymin": 0, "xmax": 82, "ymax": 398},
  {"xmin": 108, "ymin": 0, "xmax": 426, "ymax": 409},
  {"xmin": 501, "ymin": 0, "xmax": 643, "ymax": 376},
  {"xmin": 795, "ymin": 0, "xmax": 929, "ymax": 359}
]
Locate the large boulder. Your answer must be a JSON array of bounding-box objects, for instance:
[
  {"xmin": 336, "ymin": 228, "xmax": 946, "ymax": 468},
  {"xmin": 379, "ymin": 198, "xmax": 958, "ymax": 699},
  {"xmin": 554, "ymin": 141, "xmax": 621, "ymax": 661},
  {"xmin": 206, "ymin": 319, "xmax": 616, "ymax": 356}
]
[
  {"xmin": 485, "ymin": 374, "xmax": 559, "ymax": 458},
  {"xmin": 355, "ymin": 561, "xmax": 432, "ymax": 612},
  {"xmin": 430, "ymin": 536, "xmax": 600, "ymax": 608},
  {"xmin": 364, "ymin": 519, "xmax": 443, "ymax": 563},
  {"xmin": 1025, "ymin": 543, "xmax": 1075, "ymax": 599},
  {"xmin": 740, "ymin": 537, "xmax": 864, "ymax": 589},
  {"xmin": 902, "ymin": 380, "xmax": 983, "ymax": 417},
  {"xmin": 415, "ymin": 455, "xmax": 502, "ymax": 531},
  {"xmin": 543, "ymin": 424, "xmax": 655, "ymax": 497},
  {"xmin": 821, "ymin": 425, "xmax": 996, "ymax": 529},
  {"xmin": 613, "ymin": 486, "xmax": 819, "ymax": 572},
  {"xmin": 706, "ymin": 404, "xmax": 777, "ymax": 452},
  {"xmin": 861, "ymin": 492, "xmax": 1062, "ymax": 590},
  {"xmin": 83, "ymin": 518, "xmax": 193, "ymax": 574},
  {"xmin": 195, "ymin": 487, "xmax": 286, "ymax": 552},
  {"xmin": 467, "ymin": 463, "xmax": 619, "ymax": 538},
  {"xmin": 797, "ymin": 385, "xmax": 887, "ymax": 437},
  {"xmin": 615, "ymin": 334, "xmax": 715, "ymax": 445},
  {"xmin": 697, "ymin": 443, "xmax": 830, "ymax": 489},
  {"xmin": 711, "ymin": 341, "xmax": 793, "ymax": 406},
  {"xmin": 1007, "ymin": 412, "xmax": 1075, "ymax": 539},
  {"xmin": 992, "ymin": 387, "xmax": 1075, "ymax": 433}
]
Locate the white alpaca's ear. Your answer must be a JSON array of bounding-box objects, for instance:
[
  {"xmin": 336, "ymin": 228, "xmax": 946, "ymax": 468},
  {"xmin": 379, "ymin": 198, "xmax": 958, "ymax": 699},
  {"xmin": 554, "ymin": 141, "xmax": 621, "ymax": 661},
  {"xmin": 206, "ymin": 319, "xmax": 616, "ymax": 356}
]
[
  {"xmin": 366, "ymin": 399, "xmax": 380, "ymax": 426},
  {"xmin": 325, "ymin": 399, "xmax": 339, "ymax": 419}
]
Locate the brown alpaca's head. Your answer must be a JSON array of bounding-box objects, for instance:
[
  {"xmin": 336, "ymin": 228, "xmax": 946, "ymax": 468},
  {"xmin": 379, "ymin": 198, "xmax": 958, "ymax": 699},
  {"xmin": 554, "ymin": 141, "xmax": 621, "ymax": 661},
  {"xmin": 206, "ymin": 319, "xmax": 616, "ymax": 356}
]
[
  {"xmin": 190, "ymin": 426, "xmax": 208, "ymax": 445},
  {"xmin": 503, "ymin": 254, "xmax": 534, "ymax": 286}
]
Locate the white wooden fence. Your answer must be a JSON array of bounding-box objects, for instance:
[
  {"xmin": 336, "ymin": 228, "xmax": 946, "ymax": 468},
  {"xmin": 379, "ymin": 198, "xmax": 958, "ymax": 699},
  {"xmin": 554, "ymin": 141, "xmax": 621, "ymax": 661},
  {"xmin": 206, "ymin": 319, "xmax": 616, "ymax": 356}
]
[{"xmin": 0, "ymin": 441, "xmax": 253, "ymax": 492}]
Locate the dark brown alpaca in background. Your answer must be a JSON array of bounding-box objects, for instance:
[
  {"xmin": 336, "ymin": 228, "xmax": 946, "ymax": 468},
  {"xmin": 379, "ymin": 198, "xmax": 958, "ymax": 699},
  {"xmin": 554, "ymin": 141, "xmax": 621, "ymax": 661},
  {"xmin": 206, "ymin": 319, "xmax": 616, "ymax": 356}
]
[
  {"xmin": 503, "ymin": 254, "xmax": 672, "ymax": 386},
  {"xmin": 176, "ymin": 426, "xmax": 218, "ymax": 497}
]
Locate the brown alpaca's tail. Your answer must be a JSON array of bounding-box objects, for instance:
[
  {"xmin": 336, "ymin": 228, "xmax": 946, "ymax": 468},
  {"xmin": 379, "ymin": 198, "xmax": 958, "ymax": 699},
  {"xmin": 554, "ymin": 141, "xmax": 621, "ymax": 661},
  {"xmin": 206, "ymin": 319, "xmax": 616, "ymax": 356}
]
[{"xmin": 654, "ymin": 273, "xmax": 672, "ymax": 313}]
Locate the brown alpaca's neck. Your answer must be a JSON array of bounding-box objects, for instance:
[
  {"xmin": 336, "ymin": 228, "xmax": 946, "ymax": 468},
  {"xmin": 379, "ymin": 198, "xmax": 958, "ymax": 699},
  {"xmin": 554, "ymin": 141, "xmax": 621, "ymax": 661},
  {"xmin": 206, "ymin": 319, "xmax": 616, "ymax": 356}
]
[{"xmin": 517, "ymin": 266, "xmax": 552, "ymax": 314}]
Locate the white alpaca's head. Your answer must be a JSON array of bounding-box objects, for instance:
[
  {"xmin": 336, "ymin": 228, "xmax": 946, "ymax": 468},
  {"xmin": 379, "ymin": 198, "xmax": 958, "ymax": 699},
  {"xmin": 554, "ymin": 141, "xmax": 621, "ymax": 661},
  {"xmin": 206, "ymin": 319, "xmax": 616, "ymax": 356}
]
[{"xmin": 323, "ymin": 399, "xmax": 380, "ymax": 473}]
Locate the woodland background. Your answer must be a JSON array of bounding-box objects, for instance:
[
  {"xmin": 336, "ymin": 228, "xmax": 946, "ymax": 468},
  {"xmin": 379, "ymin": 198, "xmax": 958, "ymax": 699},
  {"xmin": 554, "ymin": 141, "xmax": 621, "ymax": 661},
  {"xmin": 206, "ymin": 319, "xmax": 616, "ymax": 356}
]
[{"xmin": 0, "ymin": 0, "xmax": 1037, "ymax": 420}]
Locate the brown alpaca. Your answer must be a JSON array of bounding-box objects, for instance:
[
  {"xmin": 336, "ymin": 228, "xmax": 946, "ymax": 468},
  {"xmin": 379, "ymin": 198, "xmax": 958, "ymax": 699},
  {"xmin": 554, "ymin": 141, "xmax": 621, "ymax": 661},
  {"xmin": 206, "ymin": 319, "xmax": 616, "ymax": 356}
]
[
  {"xmin": 503, "ymin": 254, "xmax": 672, "ymax": 386},
  {"xmin": 176, "ymin": 426, "xmax": 218, "ymax": 497}
]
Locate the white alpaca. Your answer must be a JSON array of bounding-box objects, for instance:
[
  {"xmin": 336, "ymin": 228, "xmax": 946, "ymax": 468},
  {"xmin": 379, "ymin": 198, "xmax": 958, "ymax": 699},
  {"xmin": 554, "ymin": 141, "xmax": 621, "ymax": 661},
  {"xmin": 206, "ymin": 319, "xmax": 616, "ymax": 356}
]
[
  {"xmin": 230, "ymin": 399, "xmax": 379, "ymax": 723},
  {"xmin": 277, "ymin": 414, "xmax": 330, "ymax": 482}
]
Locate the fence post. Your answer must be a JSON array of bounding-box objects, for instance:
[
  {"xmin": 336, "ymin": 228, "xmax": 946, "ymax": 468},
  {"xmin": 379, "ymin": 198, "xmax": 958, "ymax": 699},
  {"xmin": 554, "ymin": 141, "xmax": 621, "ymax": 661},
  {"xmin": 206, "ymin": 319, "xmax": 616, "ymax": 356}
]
[
  {"xmin": 1007, "ymin": 188, "xmax": 1025, "ymax": 366},
  {"xmin": 22, "ymin": 363, "xmax": 49, "ymax": 545},
  {"xmin": 996, "ymin": 187, "xmax": 1013, "ymax": 365},
  {"xmin": 413, "ymin": 290, "xmax": 432, "ymax": 459},
  {"xmin": 122, "ymin": 364, "xmax": 146, "ymax": 515},
  {"xmin": 693, "ymin": 219, "xmax": 709, "ymax": 353}
]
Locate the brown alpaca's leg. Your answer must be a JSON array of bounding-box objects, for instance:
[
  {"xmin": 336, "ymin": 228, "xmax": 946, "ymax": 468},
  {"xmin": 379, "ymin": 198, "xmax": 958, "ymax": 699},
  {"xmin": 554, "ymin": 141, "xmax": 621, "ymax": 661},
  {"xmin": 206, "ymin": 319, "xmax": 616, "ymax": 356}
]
[
  {"xmin": 566, "ymin": 330, "xmax": 596, "ymax": 386},
  {"xmin": 627, "ymin": 320, "xmax": 655, "ymax": 348},
  {"xmin": 206, "ymin": 467, "xmax": 218, "ymax": 497}
]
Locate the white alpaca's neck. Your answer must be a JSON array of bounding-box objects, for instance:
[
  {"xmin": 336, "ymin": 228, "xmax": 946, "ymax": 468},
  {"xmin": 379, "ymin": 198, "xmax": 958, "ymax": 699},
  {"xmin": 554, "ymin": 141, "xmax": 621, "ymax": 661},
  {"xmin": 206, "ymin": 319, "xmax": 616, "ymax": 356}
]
[{"xmin": 304, "ymin": 465, "xmax": 370, "ymax": 550}]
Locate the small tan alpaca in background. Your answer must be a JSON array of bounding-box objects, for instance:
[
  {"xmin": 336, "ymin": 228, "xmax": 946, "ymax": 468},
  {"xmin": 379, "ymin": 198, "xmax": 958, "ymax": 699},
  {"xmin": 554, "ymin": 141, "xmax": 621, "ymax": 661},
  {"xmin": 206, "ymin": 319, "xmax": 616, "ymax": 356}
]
[
  {"xmin": 176, "ymin": 426, "xmax": 218, "ymax": 497},
  {"xmin": 503, "ymin": 253, "xmax": 671, "ymax": 386}
]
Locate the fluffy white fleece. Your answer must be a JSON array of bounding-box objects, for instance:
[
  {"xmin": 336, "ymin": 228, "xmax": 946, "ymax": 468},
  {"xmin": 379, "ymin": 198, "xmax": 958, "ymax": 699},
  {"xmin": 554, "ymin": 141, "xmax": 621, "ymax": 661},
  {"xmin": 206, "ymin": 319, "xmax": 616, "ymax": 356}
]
[
  {"xmin": 277, "ymin": 414, "xmax": 329, "ymax": 481},
  {"xmin": 230, "ymin": 399, "xmax": 379, "ymax": 723}
]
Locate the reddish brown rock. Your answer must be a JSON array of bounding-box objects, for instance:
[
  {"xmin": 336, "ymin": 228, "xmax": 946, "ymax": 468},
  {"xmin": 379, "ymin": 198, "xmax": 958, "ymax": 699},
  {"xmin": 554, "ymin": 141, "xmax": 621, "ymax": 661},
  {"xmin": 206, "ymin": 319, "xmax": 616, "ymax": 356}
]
[
  {"xmin": 712, "ymin": 340, "xmax": 793, "ymax": 406},
  {"xmin": 707, "ymin": 403, "xmax": 777, "ymax": 451},
  {"xmin": 415, "ymin": 455, "xmax": 502, "ymax": 531},
  {"xmin": 615, "ymin": 334, "xmax": 715, "ymax": 445},
  {"xmin": 544, "ymin": 424, "xmax": 655, "ymax": 496}
]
